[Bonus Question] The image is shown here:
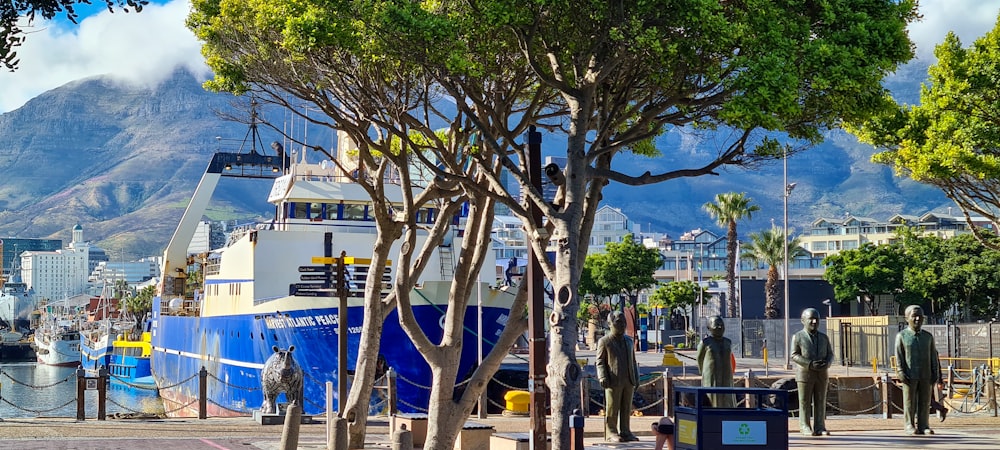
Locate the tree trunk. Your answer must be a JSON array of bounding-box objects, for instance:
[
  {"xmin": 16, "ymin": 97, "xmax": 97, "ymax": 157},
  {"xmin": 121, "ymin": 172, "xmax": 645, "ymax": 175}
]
[
  {"xmin": 764, "ymin": 266, "xmax": 780, "ymax": 319},
  {"xmin": 345, "ymin": 226, "xmax": 399, "ymax": 448},
  {"xmin": 726, "ymin": 221, "xmax": 739, "ymax": 317},
  {"xmin": 547, "ymin": 219, "xmax": 584, "ymax": 449}
]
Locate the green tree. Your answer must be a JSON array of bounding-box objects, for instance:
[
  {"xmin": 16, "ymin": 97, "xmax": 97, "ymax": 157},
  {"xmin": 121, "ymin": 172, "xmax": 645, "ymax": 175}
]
[
  {"xmin": 125, "ymin": 285, "xmax": 156, "ymax": 321},
  {"xmin": 743, "ymin": 226, "xmax": 805, "ymax": 319},
  {"xmin": 1, "ymin": 0, "xmax": 146, "ymax": 71},
  {"xmin": 822, "ymin": 242, "xmax": 907, "ymax": 316},
  {"xmin": 590, "ymin": 233, "xmax": 661, "ymax": 347},
  {"xmin": 648, "ymin": 280, "xmax": 703, "ymax": 315},
  {"xmin": 187, "ymin": 0, "xmax": 917, "ymax": 446},
  {"xmin": 579, "ymin": 253, "xmax": 616, "ymax": 320},
  {"xmin": 704, "ymin": 192, "xmax": 760, "ymax": 318},
  {"xmin": 592, "ymin": 234, "xmax": 662, "ymax": 311},
  {"xmin": 848, "ymin": 19, "xmax": 1000, "ymax": 248}
]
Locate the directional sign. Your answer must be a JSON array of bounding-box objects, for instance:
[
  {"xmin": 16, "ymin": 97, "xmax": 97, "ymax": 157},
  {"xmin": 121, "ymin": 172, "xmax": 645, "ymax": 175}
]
[
  {"xmin": 290, "ymin": 288, "xmax": 334, "ymax": 297},
  {"xmin": 312, "ymin": 257, "xmax": 337, "ymax": 264},
  {"xmin": 299, "ymin": 274, "xmax": 330, "ymax": 281},
  {"xmin": 298, "ymin": 266, "xmax": 330, "ymax": 273},
  {"xmin": 290, "ymin": 283, "xmax": 329, "ymax": 290}
]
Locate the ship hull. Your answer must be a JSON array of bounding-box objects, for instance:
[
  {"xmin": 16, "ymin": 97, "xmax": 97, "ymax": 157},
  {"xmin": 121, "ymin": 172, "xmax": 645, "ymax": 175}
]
[
  {"xmin": 34, "ymin": 333, "xmax": 81, "ymax": 367},
  {"xmin": 151, "ymin": 283, "xmax": 513, "ymax": 417}
]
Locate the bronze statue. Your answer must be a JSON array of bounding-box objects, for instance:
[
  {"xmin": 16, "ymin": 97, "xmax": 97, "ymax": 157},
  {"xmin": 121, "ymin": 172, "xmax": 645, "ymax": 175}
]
[
  {"xmin": 696, "ymin": 315, "xmax": 734, "ymax": 407},
  {"xmin": 791, "ymin": 308, "xmax": 832, "ymax": 436},
  {"xmin": 597, "ymin": 310, "xmax": 640, "ymax": 442},
  {"xmin": 894, "ymin": 305, "xmax": 941, "ymax": 435}
]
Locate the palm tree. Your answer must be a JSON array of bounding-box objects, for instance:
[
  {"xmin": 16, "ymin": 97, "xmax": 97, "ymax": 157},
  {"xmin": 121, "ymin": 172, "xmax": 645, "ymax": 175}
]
[
  {"xmin": 743, "ymin": 226, "xmax": 805, "ymax": 319},
  {"xmin": 704, "ymin": 192, "xmax": 760, "ymax": 317}
]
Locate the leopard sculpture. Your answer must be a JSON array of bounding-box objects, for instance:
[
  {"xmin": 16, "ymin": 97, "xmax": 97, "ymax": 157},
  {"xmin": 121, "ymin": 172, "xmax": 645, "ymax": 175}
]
[{"xmin": 260, "ymin": 345, "xmax": 303, "ymax": 414}]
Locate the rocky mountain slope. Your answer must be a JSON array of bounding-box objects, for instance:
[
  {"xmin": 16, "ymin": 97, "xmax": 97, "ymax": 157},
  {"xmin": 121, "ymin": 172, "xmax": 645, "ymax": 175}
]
[{"xmin": 0, "ymin": 67, "xmax": 954, "ymax": 258}]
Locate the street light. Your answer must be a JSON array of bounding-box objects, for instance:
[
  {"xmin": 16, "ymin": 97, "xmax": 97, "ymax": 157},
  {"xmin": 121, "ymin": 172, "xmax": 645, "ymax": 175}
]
[
  {"xmin": 822, "ymin": 298, "xmax": 832, "ymax": 318},
  {"xmin": 783, "ymin": 154, "xmax": 796, "ymax": 370}
]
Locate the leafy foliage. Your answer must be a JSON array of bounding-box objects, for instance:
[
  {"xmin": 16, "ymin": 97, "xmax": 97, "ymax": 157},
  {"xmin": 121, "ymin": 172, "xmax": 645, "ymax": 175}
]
[
  {"xmin": 823, "ymin": 242, "xmax": 907, "ymax": 316},
  {"xmin": 848, "ymin": 18, "xmax": 1000, "ymax": 248},
  {"xmin": 590, "ymin": 234, "xmax": 662, "ymax": 310},
  {"xmin": 648, "ymin": 280, "xmax": 703, "ymax": 313},
  {"xmin": 124, "ymin": 285, "xmax": 155, "ymax": 319}
]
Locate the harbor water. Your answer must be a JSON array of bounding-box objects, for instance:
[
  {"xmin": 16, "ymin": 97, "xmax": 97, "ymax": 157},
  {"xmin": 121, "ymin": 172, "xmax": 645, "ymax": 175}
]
[{"xmin": 0, "ymin": 362, "xmax": 163, "ymax": 419}]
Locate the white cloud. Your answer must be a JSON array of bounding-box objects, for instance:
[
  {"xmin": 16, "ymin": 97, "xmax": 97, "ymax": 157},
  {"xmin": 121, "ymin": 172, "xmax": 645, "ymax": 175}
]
[
  {"xmin": 908, "ymin": 0, "xmax": 1000, "ymax": 61},
  {"xmin": 0, "ymin": 0, "xmax": 207, "ymax": 114},
  {"xmin": 1, "ymin": 0, "xmax": 999, "ymax": 114}
]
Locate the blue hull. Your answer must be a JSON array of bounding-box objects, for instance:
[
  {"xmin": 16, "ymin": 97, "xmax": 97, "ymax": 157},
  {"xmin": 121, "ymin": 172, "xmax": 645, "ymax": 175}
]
[{"xmin": 150, "ymin": 297, "xmax": 511, "ymax": 417}]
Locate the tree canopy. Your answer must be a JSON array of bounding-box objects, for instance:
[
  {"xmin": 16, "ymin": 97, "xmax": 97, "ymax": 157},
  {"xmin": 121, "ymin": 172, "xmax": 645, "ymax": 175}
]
[
  {"xmin": 823, "ymin": 242, "xmax": 907, "ymax": 316},
  {"xmin": 186, "ymin": 0, "xmax": 918, "ymax": 446},
  {"xmin": 1, "ymin": 0, "xmax": 146, "ymax": 71},
  {"xmin": 849, "ymin": 16, "xmax": 1000, "ymax": 247}
]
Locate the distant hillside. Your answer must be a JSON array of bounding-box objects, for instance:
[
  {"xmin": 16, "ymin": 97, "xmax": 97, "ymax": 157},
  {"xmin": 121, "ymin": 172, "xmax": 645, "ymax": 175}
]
[{"xmin": 0, "ymin": 66, "xmax": 955, "ymax": 258}]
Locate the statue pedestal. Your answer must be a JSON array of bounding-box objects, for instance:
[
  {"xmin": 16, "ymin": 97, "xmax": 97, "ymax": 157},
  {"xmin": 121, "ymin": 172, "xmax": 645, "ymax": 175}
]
[{"xmin": 253, "ymin": 408, "xmax": 314, "ymax": 425}]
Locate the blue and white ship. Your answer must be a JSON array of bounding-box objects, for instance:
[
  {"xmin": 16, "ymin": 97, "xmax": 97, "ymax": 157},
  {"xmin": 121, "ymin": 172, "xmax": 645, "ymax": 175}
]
[{"xmin": 151, "ymin": 118, "xmax": 515, "ymax": 417}]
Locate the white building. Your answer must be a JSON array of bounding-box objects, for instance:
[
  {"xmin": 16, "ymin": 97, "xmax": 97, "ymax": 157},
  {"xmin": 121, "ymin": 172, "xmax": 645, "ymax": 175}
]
[{"xmin": 20, "ymin": 224, "xmax": 90, "ymax": 301}]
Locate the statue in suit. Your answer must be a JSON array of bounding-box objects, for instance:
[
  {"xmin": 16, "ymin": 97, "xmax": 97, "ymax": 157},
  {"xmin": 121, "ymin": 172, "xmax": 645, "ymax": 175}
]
[
  {"xmin": 791, "ymin": 308, "xmax": 833, "ymax": 436},
  {"xmin": 697, "ymin": 316, "xmax": 734, "ymax": 407},
  {"xmin": 895, "ymin": 304, "xmax": 940, "ymax": 435},
  {"xmin": 597, "ymin": 310, "xmax": 640, "ymax": 442}
]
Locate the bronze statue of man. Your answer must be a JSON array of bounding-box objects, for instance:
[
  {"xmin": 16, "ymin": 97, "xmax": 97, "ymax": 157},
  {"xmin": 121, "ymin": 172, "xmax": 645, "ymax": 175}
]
[
  {"xmin": 895, "ymin": 304, "xmax": 941, "ymax": 435},
  {"xmin": 791, "ymin": 308, "xmax": 833, "ymax": 436},
  {"xmin": 697, "ymin": 315, "xmax": 734, "ymax": 407},
  {"xmin": 597, "ymin": 310, "xmax": 640, "ymax": 442}
]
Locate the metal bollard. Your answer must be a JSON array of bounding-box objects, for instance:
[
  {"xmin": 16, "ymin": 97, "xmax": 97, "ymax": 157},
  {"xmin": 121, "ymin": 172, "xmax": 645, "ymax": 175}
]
[
  {"xmin": 279, "ymin": 403, "xmax": 302, "ymax": 450},
  {"xmin": 881, "ymin": 373, "xmax": 892, "ymax": 419},
  {"xmin": 76, "ymin": 367, "xmax": 86, "ymax": 421},
  {"xmin": 97, "ymin": 366, "xmax": 108, "ymax": 420},
  {"xmin": 199, "ymin": 366, "xmax": 208, "ymax": 419},
  {"xmin": 569, "ymin": 408, "xmax": 585, "ymax": 450},
  {"xmin": 391, "ymin": 423, "xmax": 413, "ymax": 450}
]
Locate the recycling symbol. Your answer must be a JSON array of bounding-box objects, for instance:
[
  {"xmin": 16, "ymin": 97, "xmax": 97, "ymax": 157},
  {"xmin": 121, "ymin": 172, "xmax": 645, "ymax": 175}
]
[{"xmin": 739, "ymin": 423, "xmax": 750, "ymax": 436}]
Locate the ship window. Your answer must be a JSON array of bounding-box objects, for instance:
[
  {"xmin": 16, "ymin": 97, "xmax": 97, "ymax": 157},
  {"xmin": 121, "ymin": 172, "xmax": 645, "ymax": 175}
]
[
  {"xmin": 310, "ymin": 203, "xmax": 323, "ymax": 219},
  {"xmin": 293, "ymin": 202, "xmax": 309, "ymax": 219},
  {"xmin": 363, "ymin": 205, "xmax": 375, "ymax": 221},
  {"xmin": 344, "ymin": 204, "xmax": 364, "ymax": 221}
]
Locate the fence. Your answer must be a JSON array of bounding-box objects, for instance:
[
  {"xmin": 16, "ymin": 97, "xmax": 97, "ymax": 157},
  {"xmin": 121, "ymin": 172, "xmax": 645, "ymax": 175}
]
[{"xmin": 737, "ymin": 318, "xmax": 1000, "ymax": 371}]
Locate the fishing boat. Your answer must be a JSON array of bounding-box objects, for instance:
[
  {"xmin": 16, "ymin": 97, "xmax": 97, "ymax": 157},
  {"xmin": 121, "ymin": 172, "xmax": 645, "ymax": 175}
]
[
  {"xmin": 80, "ymin": 284, "xmax": 131, "ymax": 373},
  {"xmin": 108, "ymin": 320, "xmax": 156, "ymax": 391},
  {"xmin": 34, "ymin": 308, "xmax": 81, "ymax": 367},
  {"xmin": 151, "ymin": 112, "xmax": 515, "ymax": 417}
]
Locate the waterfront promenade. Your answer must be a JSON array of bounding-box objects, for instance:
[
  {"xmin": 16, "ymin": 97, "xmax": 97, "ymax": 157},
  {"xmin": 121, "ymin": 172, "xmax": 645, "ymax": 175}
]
[{"xmin": 0, "ymin": 349, "xmax": 997, "ymax": 449}]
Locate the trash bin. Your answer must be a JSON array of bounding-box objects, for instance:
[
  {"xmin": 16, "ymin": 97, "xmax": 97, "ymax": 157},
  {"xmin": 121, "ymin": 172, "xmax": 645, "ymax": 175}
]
[{"xmin": 639, "ymin": 324, "xmax": 649, "ymax": 352}]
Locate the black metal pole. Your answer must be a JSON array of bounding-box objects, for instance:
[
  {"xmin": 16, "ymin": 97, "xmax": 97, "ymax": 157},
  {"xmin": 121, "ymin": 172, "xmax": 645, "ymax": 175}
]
[{"xmin": 526, "ymin": 126, "xmax": 547, "ymax": 449}]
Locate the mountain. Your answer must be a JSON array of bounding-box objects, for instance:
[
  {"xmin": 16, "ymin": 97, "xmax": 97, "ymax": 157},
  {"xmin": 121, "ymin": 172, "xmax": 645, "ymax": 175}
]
[{"xmin": 0, "ymin": 66, "xmax": 954, "ymax": 259}]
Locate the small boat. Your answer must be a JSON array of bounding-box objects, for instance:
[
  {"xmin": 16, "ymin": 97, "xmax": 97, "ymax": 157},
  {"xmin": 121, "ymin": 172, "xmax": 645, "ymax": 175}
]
[
  {"xmin": 108, "ymin": 320, "xmax": 156, "ymax": 390},
  {"xmin": 80, "ymin": 284, "xmax": 131, "ymax": 373},
  {"xmin": 34, "ymin": 316, "xmax": 81, "ymax": 367}
]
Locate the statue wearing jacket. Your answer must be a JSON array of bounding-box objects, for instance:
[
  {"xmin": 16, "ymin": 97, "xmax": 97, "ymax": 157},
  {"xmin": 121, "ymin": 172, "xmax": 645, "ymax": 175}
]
[{"xmin": 791, "ymin": 308, "xmax": 833, "ymax": 436}]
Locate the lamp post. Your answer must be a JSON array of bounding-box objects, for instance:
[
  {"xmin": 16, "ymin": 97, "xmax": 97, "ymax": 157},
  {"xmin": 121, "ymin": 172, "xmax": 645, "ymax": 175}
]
[{"xmin": 783, "ymin": 154, "xmax": 796, "ymax": 370}]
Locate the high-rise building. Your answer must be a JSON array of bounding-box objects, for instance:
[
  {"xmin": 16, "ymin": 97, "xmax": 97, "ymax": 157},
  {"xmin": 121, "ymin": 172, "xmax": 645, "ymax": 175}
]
[{"xmin": 20, "ymin": 224, "xmax": 91, "ymax": 301}]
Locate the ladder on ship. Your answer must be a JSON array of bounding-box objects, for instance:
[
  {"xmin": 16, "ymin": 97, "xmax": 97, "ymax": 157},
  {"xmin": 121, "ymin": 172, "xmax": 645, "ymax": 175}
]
[{"xmin": 439, "ymin": 245, "xmax": 455, "ymax": 280}]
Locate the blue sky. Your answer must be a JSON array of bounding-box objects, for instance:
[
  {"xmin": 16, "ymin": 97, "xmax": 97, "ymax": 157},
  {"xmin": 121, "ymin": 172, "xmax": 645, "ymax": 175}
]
[{"xmin": 1, "ymin": 0, "xmax": 999, "ymax": 114}]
